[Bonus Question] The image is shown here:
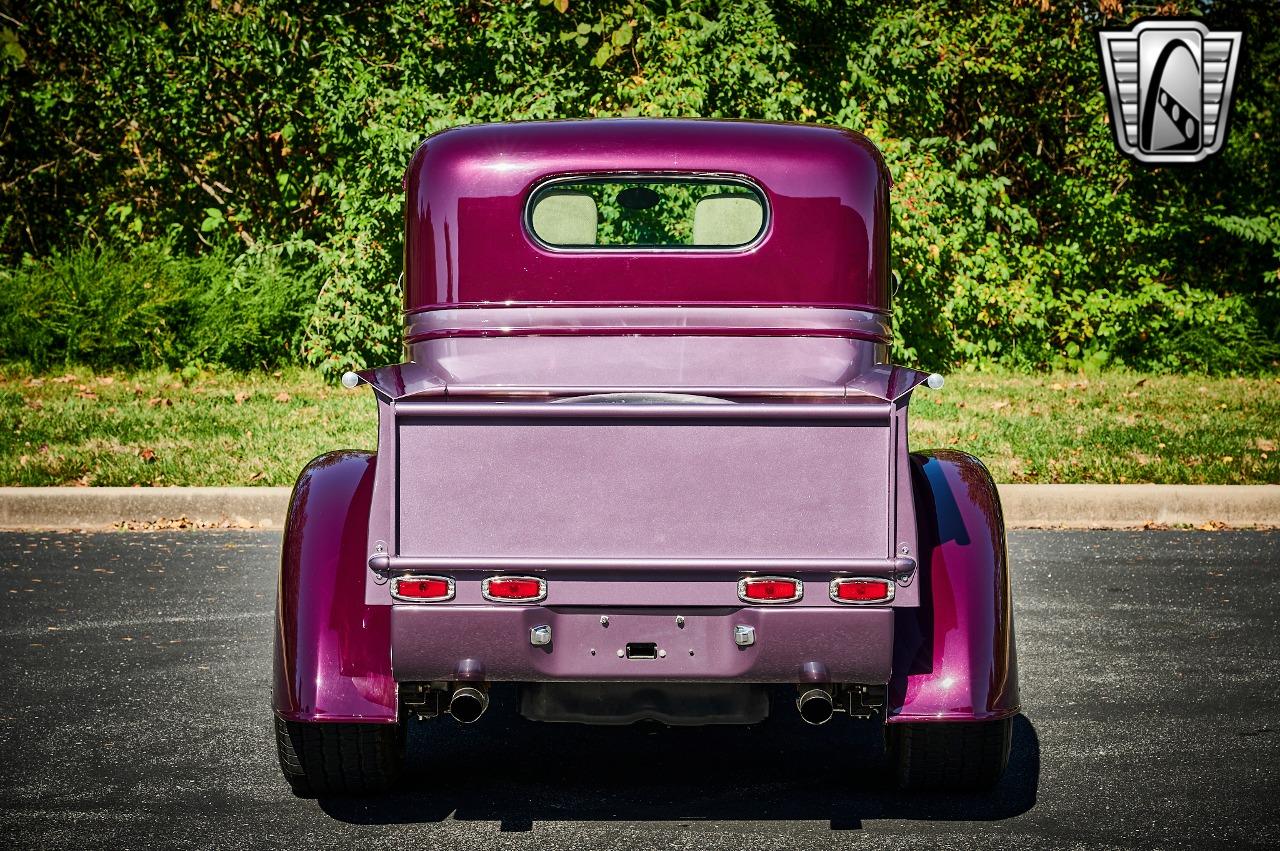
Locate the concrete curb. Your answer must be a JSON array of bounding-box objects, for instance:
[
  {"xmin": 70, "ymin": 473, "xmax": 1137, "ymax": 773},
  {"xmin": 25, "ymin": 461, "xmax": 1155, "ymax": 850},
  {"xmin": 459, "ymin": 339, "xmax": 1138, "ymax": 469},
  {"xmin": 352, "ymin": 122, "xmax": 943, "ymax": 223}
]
[
  {"xmin": 0, "ymin": 484, "xmax": 1277, "ymax": 531},
  {"xmin": 0, "ymin": 487, "xmax": 291, "ymax": 531},
  {"xmin": 997, "ymin": 484, "xmax": 1280, "ymax": 529}
]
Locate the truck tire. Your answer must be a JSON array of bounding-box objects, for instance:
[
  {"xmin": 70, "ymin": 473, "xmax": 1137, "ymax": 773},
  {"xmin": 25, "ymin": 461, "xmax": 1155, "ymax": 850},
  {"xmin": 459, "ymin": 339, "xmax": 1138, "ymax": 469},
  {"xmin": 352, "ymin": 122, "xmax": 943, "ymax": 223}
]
[
  {"xmin": 274, "ymin": 716, "xmax": 404, "ymax": 796},
  {"xmin": 886, "ymin": 718, "xmax": 1012, "ymax": 792}
]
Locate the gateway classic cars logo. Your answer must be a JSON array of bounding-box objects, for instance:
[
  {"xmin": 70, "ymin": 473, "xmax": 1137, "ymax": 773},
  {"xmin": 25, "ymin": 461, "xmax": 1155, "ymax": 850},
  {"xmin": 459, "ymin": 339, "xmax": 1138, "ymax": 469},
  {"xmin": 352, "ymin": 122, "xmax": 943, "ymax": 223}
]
[{"xmin": 1096, "ymin": 18, "xmax": 1243, "ymax": 164}]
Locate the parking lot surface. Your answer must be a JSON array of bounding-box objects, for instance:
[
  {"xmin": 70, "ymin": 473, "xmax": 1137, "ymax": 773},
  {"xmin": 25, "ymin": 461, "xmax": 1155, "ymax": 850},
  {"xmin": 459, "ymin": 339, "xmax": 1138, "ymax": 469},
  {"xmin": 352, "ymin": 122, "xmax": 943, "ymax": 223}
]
[{"xmin": 1, "ymin": 530, "xmax": 1277, "ymax": 849}]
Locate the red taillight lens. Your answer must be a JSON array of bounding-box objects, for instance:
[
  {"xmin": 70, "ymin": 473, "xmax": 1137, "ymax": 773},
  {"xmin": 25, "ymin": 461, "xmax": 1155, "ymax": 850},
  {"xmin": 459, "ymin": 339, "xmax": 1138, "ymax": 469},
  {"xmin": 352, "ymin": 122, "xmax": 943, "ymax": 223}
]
[
  {"xmin": 738, "ymin": 576, "xmax": 802, "ymax": 603},
  {"xmin": 483, "ymin": 576, "xmax": 546, "ymax": 602},
  {"xmin": 391, "ymin": 575, "xmax": 454, "ymax": 602},
  {"xmin": 830, "ymin": 577, "xmax": 894, "ymax": 604}
]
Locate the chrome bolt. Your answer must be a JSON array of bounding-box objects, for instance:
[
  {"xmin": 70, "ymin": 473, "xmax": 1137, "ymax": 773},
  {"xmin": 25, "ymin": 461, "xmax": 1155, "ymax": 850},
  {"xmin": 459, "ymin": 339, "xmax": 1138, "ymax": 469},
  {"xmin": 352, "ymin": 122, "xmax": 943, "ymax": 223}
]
[
  {"xmin": 658, "ymin": 649, "xmax": 667, "ymax": 658},
  {"xmin": 590, "ymin": 648, "xmax": 596, "ymax": 656},
  {"xmin": 529, "ymin": 625, "xmax": 552, "ymax": 646},
  {"xmin": 675, "ymin": 616, "xmax": 685, "ymax": 628},
  {"xmin": 899, "ymin": 543, "xmax": 910, "ymax": 555},
  {"xmin": 616, "ymin": 648, "xmax": 624, "ymax": 657},
  {"xmin": 600, "ymin": 615, "xmax": 609, "ymax": 627},
  {"xmin": 689, "ymin": 649, "xmax": 695, "ymax": 656},
  {"xmin": 733, "ymin": 625, "xmax": 756, "ymax": 647}
]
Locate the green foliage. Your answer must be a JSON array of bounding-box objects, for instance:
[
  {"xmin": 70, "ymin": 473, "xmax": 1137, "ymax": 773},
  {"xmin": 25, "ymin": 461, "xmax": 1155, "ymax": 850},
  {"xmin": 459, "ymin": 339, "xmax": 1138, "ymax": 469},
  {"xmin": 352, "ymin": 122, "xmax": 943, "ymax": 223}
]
[
  {"xmin": 1, "ymin": 0, "xmax": 1277, "ymax": 375},
  {"xmin": 0, "ymin": 242, "xmax": 320, "ymax": 371}
]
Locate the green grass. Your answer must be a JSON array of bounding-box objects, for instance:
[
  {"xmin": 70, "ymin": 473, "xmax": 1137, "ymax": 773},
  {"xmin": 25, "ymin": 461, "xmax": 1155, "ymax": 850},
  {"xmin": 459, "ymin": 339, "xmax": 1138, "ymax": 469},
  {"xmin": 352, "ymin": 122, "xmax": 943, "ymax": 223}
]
[{"xmin": 1, "ymin": 365, "xmax": 1277, "ymax": 486}]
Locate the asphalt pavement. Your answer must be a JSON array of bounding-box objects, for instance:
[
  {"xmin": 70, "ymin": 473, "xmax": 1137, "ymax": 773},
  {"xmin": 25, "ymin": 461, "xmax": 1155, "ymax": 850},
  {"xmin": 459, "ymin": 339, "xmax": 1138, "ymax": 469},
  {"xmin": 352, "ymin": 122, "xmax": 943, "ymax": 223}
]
[{"xmin": 0, "ymin": 530, "xmax": 1277, "ymax": 849}]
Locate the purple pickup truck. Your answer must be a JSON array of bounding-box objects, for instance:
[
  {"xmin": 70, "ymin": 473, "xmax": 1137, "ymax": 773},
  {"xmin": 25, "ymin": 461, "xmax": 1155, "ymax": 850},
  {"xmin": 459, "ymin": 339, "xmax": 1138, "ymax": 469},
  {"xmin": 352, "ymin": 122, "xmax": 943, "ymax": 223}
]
[{"xmin": 272, "ymin": 119, "xmax": 1020, "ymax": 795}]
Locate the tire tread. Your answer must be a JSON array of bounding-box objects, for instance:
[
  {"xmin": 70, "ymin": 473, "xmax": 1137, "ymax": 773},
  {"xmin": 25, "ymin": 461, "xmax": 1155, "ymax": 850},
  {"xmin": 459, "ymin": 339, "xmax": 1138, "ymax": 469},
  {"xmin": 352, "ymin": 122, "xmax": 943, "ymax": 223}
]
[
  {"xmin": 275, "ymin": 716, "xmax": 403, "ymax": 797},
  {"xmin": 888, "ymin": 718, "xmax": 1012, "ymax": 792}
]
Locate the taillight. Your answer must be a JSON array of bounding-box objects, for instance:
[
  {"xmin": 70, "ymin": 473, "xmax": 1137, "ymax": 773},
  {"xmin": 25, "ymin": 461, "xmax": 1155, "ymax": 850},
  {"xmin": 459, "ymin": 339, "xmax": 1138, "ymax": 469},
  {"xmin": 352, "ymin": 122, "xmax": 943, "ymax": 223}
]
[
  {"xmin": 391, "ymin": 575, "xmax": 454, "ymax": 602},
  {"xmin": 482, "ymin": 575, "xmax": 547, "ymax": 602},
  {"xmin": 829, "ymin": 577, "xmax": 894, "ymax": 604},
  {"xmin": 738, "ymin": 576, "xmax": 803, "ymax": 604}
]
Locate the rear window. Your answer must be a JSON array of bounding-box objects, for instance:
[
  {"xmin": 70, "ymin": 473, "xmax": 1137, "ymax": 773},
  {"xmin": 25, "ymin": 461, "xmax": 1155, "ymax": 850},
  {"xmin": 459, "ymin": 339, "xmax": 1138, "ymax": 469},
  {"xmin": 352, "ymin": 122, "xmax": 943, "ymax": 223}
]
[{"xmin": 527, "ymin": 177, "xmax": 767, "ymax": 249}]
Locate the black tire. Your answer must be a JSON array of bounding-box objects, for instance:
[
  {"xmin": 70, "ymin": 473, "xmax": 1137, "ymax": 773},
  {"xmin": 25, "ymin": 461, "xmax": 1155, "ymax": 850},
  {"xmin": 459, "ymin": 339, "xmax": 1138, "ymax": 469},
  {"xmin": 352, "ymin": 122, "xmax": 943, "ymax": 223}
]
[
  {"xmin": 275, "ymin": 716, "xmax": 404, "ymax": 797},
  {"xmin": 886, "ymin": 717, "xmax": 1013, "ymax": 792}
]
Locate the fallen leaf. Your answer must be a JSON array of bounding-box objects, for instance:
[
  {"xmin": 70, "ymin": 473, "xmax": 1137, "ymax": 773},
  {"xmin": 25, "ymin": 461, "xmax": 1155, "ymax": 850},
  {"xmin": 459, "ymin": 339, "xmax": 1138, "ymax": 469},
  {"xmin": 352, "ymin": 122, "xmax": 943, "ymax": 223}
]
[
  {"xmin": 247, "ymin": 471, "xmax": 265, "ymax": 482},
  {"xmin": 274, "ymin": 392, "xmax": 291, "ymax": 403},
  {"xmin": 75, "ymin": 391, "xmax": 98, "ymax": 400},
  {"xmin": 1221, "ymin": 455, "xmax": 1234, "ymax": 463},
  {"xmin": 990, "ymin": 400, "xmax": 1009, "ymax": 411},
  {"xmin": 1251, "ymin": 438, "xmax": 1276, "ymax": 452},
  {"xmin": 233, "ymin": 391, "xmax": 249, "ymax": 404},
  {"xmin": 139, "ymin": 448, "xmax": 156, "ymax": 463}
]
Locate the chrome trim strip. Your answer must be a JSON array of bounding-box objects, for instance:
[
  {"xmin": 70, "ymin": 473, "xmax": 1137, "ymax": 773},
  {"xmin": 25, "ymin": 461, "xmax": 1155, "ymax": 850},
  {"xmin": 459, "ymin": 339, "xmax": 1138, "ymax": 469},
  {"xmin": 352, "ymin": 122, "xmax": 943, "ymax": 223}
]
[
  {"xmin": 404, "ymin": 306, "xmax": 891, "ymax": 344},
  {"xmin": 374, "ymin": 556, "xmax": 914, "ymax": 577},
  {"xmin": 441, "ymin": 385, "xmax": 850, "ymax": 398},
  {"xmin": 394, "ymin": 401, "xmax": 893, "ymax": 420},
  {"xmin": 481, "ymin": 575, "xmax": 548, "ymax": 604}
]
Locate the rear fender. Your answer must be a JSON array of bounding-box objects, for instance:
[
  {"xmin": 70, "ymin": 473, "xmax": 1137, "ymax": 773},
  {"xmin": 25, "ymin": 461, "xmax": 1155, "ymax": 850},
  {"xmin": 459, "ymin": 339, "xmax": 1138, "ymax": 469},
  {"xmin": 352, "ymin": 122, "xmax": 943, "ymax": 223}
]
[
  {"xmin": 887, "ymin": 450, "xmax": 1020, "ymax": 723},
  {"xmin": 272, "ymin": 451, "xmax": 397, "ymax": 724}
]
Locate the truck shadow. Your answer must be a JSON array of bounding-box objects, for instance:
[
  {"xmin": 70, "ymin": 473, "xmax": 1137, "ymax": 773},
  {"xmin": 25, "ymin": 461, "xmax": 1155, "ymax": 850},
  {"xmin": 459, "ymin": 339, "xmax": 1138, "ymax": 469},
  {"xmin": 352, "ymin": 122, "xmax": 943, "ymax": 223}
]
[{"xmin": 319, "ymin": 688, "xmax": 1040, "ymax": 830}]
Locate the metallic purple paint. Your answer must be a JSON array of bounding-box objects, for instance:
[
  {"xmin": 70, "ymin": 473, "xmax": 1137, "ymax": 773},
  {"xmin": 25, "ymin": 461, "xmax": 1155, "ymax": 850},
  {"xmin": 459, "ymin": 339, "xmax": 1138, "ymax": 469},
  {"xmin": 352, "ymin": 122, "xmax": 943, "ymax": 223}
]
[
  {"xmin": 273, "ymin": 451, "xmax": 397, "ymax": 724},
  {"xmin": 390, "ymin": 606, "xmax": 896, "ymax": 684},
  {"xmin": 887, "ymin": 450, "xmax": 1021, "ymax": 723},
  {"xmin": 402, "ymin": 120, "xmax": 890, "ymax": 311},
  {"xmin": 274, "ymin": 119, "xmax": 1018, "ymax": 736}
]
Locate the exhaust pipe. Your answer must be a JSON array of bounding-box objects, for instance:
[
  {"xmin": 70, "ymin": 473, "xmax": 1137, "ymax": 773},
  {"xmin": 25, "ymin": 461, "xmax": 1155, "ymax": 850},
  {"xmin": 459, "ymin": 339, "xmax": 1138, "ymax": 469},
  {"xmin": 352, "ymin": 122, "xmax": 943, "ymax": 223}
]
[
  {"xmin": 797, "ymin": 687, "xmax": 835, "ymax": 726},
  {"xmin": 449, "ymin": 686, "xmax": 490, "ymax": 724}
]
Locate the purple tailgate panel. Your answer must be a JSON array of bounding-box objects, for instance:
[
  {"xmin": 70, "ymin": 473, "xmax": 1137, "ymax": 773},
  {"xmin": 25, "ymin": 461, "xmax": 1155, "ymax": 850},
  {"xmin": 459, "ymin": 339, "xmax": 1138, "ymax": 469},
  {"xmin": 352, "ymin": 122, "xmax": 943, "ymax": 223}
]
[
  {"xmin": 396, "ymin": 420, "xmax": 888, "ymax": 560},
  {"xmin": 385, "ymin": 403, "xmax": 902, "ymax": 684}
]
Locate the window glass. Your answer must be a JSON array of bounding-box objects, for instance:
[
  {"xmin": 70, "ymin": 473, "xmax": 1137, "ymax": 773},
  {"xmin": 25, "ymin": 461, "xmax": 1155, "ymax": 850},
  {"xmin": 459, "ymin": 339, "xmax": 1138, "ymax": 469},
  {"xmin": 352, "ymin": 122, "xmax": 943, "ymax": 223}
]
[{"xmin": 528, "ymin": 179, "xmax": 766, "ymax": 248}]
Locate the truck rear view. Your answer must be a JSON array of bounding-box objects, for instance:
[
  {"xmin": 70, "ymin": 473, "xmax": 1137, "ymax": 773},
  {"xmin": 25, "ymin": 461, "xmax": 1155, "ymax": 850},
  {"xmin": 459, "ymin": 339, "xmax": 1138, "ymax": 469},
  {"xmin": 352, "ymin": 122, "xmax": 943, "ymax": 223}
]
[{"xmin": 272, "ymin": 119, "xmax": 1020, "ymax": 796}]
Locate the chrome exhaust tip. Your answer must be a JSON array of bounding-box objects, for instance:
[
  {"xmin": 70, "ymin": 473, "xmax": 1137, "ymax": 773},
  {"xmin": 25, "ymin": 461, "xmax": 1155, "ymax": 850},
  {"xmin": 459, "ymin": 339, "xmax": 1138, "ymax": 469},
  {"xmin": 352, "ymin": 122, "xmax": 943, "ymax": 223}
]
[
  {"xmin": 449, "ymin": 686, "xmax": 490, "ymax": 724},
  {"xmin": 797, "ymin": 687, "xmax": 835, "ymax": 726}
]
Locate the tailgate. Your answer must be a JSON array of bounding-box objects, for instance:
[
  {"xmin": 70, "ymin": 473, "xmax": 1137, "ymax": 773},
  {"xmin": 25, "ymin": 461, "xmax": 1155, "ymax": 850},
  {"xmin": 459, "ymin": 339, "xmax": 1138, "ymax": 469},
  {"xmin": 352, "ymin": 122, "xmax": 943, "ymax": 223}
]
[{"xmin": 392, "ymin": 400, "xmax": 894, "ymax": 562}]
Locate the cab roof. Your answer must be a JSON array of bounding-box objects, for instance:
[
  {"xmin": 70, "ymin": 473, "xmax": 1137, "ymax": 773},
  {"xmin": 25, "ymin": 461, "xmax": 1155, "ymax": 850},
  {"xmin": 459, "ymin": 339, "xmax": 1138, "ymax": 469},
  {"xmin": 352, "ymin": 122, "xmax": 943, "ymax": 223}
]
[{"xmin": 402, "ymin": 119, "xmax": 890, "ymax": 314}]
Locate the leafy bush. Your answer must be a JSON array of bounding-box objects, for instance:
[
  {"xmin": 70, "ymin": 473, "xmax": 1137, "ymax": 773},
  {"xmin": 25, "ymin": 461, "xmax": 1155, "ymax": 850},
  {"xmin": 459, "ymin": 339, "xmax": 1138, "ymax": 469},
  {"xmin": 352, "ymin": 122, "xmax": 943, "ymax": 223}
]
[
  {"xmin": 0, "ymin": 242, "xmax": 320, "ymax": 371},
  {"xmin": 1, "ymin": 0, "xmax": 1277, "ymax": 375}
]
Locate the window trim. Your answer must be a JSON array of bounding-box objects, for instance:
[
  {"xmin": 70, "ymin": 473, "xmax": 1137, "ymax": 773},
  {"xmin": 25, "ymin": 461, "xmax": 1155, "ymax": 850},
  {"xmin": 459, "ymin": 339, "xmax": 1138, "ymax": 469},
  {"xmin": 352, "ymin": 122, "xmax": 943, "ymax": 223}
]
[{"xmin": 523, "ymin": 172, "xmax": 771, "ymax": 253}]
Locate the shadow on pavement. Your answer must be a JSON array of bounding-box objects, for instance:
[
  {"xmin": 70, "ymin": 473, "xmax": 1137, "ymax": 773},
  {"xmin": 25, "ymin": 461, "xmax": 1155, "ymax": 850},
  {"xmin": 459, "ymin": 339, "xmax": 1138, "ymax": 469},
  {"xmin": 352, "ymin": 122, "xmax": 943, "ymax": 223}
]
[{"xmin": 319, "ymin": 687, "xmax": 1039, "ymax": 831}]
